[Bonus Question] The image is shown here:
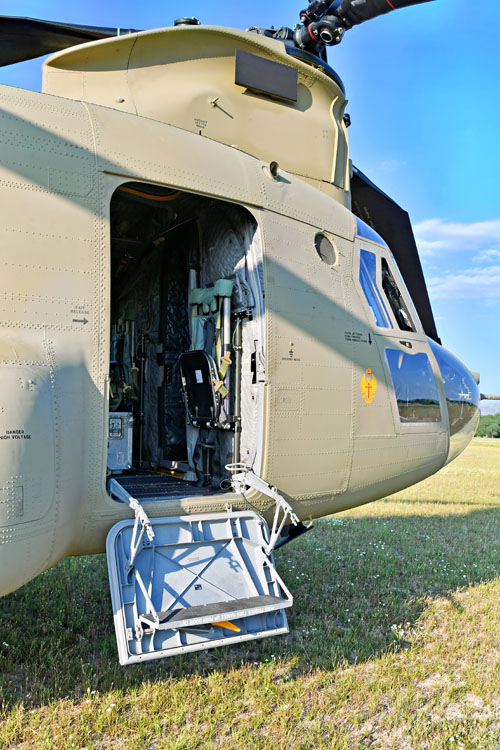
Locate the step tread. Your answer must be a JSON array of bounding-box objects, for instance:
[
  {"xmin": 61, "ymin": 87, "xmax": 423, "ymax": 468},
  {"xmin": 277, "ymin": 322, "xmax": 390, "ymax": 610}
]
[{"xmin": 140, "ymin": 594, "xmax": 289, "ymax": 630}]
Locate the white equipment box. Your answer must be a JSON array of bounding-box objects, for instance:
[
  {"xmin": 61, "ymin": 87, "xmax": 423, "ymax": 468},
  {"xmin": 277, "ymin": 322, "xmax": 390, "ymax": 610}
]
[{"xmin": 107, "ymin": 412, "xmax": 133, "ymax": 472}]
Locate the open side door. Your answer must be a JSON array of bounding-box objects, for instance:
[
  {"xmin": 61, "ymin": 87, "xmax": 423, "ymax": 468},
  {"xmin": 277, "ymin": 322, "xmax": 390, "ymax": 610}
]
[{"xmin": 107, "ymin": 510, "xmax": 292, "ymax": 665}]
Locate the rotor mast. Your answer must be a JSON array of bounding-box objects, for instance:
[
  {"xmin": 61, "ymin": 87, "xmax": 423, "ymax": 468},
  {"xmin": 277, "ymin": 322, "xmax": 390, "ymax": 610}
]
[{"xmin": 296, "ymin": 0, "xmax": 435, "ymax": 49}]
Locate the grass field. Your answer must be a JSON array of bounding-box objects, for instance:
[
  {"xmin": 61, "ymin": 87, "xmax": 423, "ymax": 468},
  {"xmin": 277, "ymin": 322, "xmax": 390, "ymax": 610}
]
[{"xmin": 1, "ymin": 438, "xmax": 500, "ymax": 749}]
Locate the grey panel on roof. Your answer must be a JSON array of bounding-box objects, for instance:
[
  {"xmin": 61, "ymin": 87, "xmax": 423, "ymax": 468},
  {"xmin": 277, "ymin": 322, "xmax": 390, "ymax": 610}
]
[{"xmin": 235, "ymin": 48, "xmax": 298, "ymax": 102}]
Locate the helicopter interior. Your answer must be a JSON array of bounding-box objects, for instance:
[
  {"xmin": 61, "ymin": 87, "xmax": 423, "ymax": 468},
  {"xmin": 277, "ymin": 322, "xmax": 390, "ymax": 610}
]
[{"xmin": 107, "ymin": 183, "xmax": 264, "ymax": 501}]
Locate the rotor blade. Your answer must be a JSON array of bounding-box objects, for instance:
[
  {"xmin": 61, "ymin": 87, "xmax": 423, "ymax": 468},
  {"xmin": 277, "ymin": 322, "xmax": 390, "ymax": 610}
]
[
  {"xmin": 350, "ymin": 166, "xmax": 440, "ymax": 344},
  {"xmin": 337, "ymin": 0, "xmax": 435, "ymax": 28},
  {"xmin": 0, "ymin": 16, "xmax": 139, "ymax": 67}
]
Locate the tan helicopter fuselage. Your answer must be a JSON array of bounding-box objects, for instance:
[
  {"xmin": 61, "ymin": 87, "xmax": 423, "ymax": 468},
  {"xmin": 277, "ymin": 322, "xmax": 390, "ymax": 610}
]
[{"xmin": 0, "ymin": 25, "xmax": 477, "ymax": 597}]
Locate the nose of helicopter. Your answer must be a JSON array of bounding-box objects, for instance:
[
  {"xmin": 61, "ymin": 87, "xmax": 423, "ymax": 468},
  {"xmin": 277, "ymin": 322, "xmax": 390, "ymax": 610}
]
[{"xmin": 428, "ymin": 339, "xmax": 480, "ymax": 464}]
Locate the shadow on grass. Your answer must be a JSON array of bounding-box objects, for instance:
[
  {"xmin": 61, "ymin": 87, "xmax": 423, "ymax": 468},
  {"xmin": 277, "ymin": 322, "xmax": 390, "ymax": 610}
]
[
  {"xmin": 1, "ymin": 505, "xmax": 500, "ymax": 707},
  {"xmin": 378, "ymin": 497, "xmax": 500, "ymax": 507}
]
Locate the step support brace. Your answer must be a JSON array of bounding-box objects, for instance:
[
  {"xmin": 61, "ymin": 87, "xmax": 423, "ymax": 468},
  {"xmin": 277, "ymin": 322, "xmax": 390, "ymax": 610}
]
[
  {"xmin": 225, "ymin": 464, "xmax": 300, "ymax": 555},
  {"xmin": 108, "ymin": 478, "xmax": 155, "ymax": 573}
]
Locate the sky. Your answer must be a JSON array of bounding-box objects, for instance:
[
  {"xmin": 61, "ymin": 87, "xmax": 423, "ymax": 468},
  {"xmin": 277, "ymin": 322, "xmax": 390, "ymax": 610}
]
[{"xmin": 0, "ymin": 0, "xmax": 499, "ymax": 409}]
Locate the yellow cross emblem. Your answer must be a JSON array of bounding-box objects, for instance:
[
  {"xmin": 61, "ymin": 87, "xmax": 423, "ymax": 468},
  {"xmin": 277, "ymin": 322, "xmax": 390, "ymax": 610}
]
[{"xmin": 361, "ymin": 369, "xmax": 377, "ymax": 404}]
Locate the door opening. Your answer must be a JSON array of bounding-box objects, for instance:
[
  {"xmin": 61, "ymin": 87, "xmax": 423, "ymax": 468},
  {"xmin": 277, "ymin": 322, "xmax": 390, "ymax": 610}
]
[{"xmin": 107, "ymin": 182, "xmax": 264, "ymax": 503}]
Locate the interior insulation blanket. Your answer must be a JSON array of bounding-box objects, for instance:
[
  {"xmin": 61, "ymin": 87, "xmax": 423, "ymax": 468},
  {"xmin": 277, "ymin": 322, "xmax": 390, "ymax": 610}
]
[
  {"xmin": 159, "ymin": 233, "xmax": 191, "ymax": 461},
  {"xmin": 199, "ymin": 205, "xmax": 252, "ymax": 286}
]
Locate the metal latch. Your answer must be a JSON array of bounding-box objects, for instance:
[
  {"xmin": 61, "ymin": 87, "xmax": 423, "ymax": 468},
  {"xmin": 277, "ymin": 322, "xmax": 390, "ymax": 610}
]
[{"xmin": 225, "ymin": 464, "xmax": 299, "ymax": 555}]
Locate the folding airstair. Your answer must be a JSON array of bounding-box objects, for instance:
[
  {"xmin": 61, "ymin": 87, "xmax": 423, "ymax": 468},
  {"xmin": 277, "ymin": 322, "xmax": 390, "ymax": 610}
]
[{"xmin": 107, "ymin": 471, "xmax": 296, "ymax": 665}]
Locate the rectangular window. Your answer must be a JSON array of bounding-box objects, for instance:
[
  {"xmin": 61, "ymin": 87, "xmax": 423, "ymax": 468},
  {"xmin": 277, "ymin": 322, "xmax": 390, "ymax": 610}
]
[
  {"xmin": 359, "ymin": 249, "xmax": 393, "ymax": 328},
  {"xmin": 386, "ymin": 348, "xmax": 441, "ymax": 423},
  {"xmin": 381, "ymin": 259, "xmax": 415, "ymax": 332}
]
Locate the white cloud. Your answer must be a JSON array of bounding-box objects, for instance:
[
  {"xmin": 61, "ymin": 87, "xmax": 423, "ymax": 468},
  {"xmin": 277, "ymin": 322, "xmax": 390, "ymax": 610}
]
[
  {"xmin": 376, "ymin": 159, "xmax": 407, "ymax": 174},
  {"xmin": 415, "ymin": 217, "xmax": 500, "ymax": 301},
  {"xmin": 365, "ymin": 158, "xmax": 407, "ymax": 176},
  {"xmin": 414, "ymin": 218, "xmax": 500, "ymax": 256},
  {"xmin": 427, "ymin": 264, "xmax": 500, "ymax": 300},
  {"xmin": 474, "ymin": 248, "xmax": 500, "ymax": 262}
]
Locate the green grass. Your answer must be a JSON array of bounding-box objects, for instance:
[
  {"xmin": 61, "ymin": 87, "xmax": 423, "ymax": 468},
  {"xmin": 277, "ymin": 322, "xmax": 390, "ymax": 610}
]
[{"xmin": 1, "ymin": 437, "xmax": 500, "ymax": 749}]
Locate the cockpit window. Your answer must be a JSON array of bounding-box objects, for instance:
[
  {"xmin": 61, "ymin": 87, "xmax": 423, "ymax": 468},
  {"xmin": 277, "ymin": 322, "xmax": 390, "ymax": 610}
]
[
  {"xmin": 381, "ymin": 259, "xmax": 415, "ymax": 332},
  {"xmin": 386, "ymin": 348, "xmax": 441, "ymax": 423},
  {"xmin": 359, "ymin": 249, "xmax": 393, "ymax": 329},
  {"xmin": 428, "ymin": 339, "xmax": 480, "ymax": 437}
]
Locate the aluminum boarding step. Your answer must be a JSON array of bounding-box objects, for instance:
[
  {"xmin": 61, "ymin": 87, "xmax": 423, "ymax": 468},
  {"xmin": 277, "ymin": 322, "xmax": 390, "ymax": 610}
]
[{"xmin": 106, "ymin": 507, "xmax": 293, "ymax": 665}]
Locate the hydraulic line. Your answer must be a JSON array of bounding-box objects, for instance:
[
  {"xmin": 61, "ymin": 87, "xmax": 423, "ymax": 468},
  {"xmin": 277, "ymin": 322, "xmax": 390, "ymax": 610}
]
[
  {"xmin": 233, "ymin": 317, "xmax": 243, "ymax": 464},
  {"xmin": 117, "ymin": 185, "xmax": 182, "ymax": 201}
]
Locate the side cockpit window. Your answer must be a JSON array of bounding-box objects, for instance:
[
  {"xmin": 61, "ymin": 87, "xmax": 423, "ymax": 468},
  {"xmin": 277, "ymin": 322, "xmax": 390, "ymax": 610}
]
[
  {"xmin": 359, "ymin": 247, "xmax": 418, "ymax": 333},
  {"xmin": 386, "ymin": 348, "xmax": 441, "ymax": 423},
  {"xmin": 381, "ymin": 259, "xmax": 415, "ymax": 333},
  {"xmin": 359, "ymin": 249, "xmax": 393, "ymax": 329}
]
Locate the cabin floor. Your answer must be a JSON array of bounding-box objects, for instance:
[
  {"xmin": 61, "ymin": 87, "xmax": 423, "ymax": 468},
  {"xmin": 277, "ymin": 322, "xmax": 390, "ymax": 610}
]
[{"xmin": 107, "ymin": 472, "xmax": 218, "ymax": 502}]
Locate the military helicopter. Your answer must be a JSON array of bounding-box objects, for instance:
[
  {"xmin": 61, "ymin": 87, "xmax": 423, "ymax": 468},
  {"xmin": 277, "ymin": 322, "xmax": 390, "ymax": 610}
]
[{"xmin": 0, "ymin": 1, "xmax": 482, "ymax": 664}]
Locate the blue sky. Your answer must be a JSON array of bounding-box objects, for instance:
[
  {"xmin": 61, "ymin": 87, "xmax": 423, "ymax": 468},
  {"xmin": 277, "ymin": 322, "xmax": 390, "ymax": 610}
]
[{"xmin": 1, "ymin": 0, "xmax": 499, "ymax": 407}]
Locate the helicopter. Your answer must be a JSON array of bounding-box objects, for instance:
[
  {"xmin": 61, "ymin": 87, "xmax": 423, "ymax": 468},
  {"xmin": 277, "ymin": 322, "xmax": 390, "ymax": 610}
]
[{"xmin": 0, "ymin": 1, "xmax": 483, "ymax": 664}]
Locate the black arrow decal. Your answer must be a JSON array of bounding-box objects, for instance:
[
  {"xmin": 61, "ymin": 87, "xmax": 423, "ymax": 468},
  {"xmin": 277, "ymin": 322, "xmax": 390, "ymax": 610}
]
[{"xmin": 72, "ymin": 318, "xmax": 88, "ymax": 325}]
